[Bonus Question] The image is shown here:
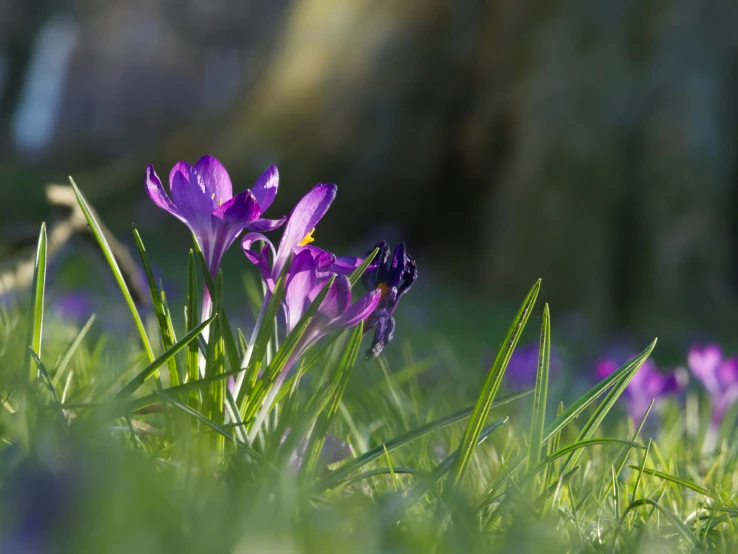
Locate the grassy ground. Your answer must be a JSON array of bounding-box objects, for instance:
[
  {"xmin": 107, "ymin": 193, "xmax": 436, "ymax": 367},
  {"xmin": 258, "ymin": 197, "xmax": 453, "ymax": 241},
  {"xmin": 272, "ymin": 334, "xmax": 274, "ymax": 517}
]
[{"xmin": 1, "ymin": 193, "xmax": 738, "ymax": 553}]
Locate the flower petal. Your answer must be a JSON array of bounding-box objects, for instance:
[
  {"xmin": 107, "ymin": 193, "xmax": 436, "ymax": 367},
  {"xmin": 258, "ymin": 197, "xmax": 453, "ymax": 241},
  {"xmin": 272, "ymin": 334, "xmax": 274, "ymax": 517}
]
[
  {"xmin": 251, "ymin": 165, "xmax": 279, "ymax": 212},
  {"xmin": 317, "ymin": 275, "xmax": 352, "ymax": 319},
  {"xmin": 195, "ymin": 154, "xmax": 233, "ymax": 204},
  {"xmin": 284, "ymin": 250, "xmax": 318, "ymax": 332},
  {"xmin": 595, "ymin": 359, "xmax": 617, "ymax": 381},
  {"xmin": 213, "ymin": 189, "xmax": 260, "ymax": 223},
  {"xmin": 327, "ymin": 288, "xmax": 381, "ymax": 332},
  {"xmin": 246, "ymin": 217, "xmax": 286, "ymax": 232},
  {"xmin": 170, "ymin": 161, "xmax": 214, "ymax": 230},
  {"xmin": 333, "ymin": 255, "xmax": 363, "ymax": 274},
  {"xmin": 688, "ymin": 344, "xmax": 723, "ymax": 393},
  {"xmin": 298, "ymin": 245, "xmax": 336, "ymax": 273},
  {"xmin": 241, "ymin": 233, "xmax": 275, "ymax": 284},
  {"xmin": 274, "ymin": 183, "xmax": 337, "ymax": 276},
  {"xmin": 145, "ymin": 165, "xmax": 182, "ymax": 220},
  {"xmin": 717, "ymin": 358, "xmax": 738, "ymax": 388}
]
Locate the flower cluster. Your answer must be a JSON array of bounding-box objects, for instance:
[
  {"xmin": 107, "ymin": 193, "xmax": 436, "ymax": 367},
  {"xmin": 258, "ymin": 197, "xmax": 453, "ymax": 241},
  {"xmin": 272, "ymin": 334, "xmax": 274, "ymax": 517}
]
[{"xmin": 145, "ymin": 155, "xmax": 414, "ymax": 369}]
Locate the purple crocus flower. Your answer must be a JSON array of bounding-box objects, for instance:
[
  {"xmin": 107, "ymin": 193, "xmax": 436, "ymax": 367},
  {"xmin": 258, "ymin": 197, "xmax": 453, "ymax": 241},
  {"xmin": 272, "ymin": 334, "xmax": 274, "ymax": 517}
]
[
  {"xmin": 687, "ymin": 344, "xmax": 738, "ymax": 428},
  {"xmin": 596, "ymin": 356, "xmax": 687, "ymax": 423},
  {"xmin": 53, "ymin": 292, "xmax": 97, "ymax": 324},
  {"xmin": 504, "ymin": 343, "xmax": 563, "ymax": 390},
  {"xmin": 244, "ymin": 252, "xmax": 380, "ymax": 441},
  {"xmin": 145, "ymin": 155, "xmax": 285, "ymax": 277},
  {"xmin": 281, "ymin": 249, "xmax": 381, "ymax": 357},
  {"xmin": 241, "ymin": 183, "xmax": 360, "ymax": 289},
  {"xmin": 361, "ymin": 241, "xmax": 417, "ymax": 360}
]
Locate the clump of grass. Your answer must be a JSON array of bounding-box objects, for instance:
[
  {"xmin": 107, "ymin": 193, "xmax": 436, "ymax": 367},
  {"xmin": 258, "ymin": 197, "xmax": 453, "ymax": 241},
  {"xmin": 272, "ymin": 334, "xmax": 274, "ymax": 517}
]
[{"xmin": 0, "ymin": 177, "xmax": 737, "ymax": 553}]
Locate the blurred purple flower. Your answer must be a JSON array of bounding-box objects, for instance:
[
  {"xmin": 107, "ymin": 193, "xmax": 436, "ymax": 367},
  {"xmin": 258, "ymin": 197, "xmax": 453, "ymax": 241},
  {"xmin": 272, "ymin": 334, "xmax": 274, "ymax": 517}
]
[
  {"xmin": 596, "ymin": 356, "xmax": 687, "ymax": 423},
  {"xmin": 687, "ymin": 344, "xmax": 738, "ymax": 426},
  {"xmin": 361, "ymin": 241, "xmax": 417, "ymax": 360},
  {"xmin": 53, "ymin": 292, "xmax": 96, "ymax": 323},
  {"xmin": 505, "ymin": 343, "xmax": 563, "ymax": 390},
  {"xmin": 145, "ymin": 155, "xmax": 285, "ymax": 276}
]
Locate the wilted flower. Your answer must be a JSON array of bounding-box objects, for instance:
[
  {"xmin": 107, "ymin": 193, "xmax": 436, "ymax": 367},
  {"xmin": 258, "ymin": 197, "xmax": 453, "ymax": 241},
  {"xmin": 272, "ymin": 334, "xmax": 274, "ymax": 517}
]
[
  {"xmin": 146, "ymin": 155, "xmax": 285, "ymax": 276},
  {"xmin": 504, "ymin": 343, "xmax": 563, "ymax": 390},
  {"xmin": 687, "ymin": 344, "xmax": 738, "ymax": 427},
  {"xmin": 596, "ymin": 357, "xmax": 686, "ymax": 423},
  {"xmin": 362, "ymin": 241, "xmax": 417, "ymax": 360}
]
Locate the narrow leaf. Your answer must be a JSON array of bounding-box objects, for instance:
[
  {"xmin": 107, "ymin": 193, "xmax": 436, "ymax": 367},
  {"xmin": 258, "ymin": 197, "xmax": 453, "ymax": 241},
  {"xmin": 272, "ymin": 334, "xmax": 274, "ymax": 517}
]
[
  {"xmin": 446, "ymin": 279, "xmax": 541, "ymax": 496},
  {"xmin": 68, "ymin": 177, "xmax": 155, "ymax": 363}
]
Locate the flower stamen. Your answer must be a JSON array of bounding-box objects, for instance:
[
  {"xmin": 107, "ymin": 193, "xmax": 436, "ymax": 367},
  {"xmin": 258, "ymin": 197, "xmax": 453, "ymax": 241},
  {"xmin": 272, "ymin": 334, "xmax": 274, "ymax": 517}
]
[{"xmin": 298, "ymin": 228, "xmax": 316, "ymax": 246}]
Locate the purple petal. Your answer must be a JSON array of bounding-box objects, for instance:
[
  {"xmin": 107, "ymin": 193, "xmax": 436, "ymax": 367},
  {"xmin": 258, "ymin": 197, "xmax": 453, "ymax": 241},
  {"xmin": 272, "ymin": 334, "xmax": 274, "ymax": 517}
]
[
  {"xmin": 242, "ymin": 232, "xmax": 275, "ymax": 261},
  {"xmin": 318, "ymin": 275, "xmax": 352, "ymax": 319},
  {"xmin": 284, "ymin": 250, "xmax": 318, "ymax": 332},
  {"xmin": 274, "ymin": 184, "xmax": 337, "ymax": 276},
  {"xmin": 327, "ymin": 289, "xmax": 381, "ymax": 332},
  {"xmin": 195, "ymin": 154, "xmax": 233, "ymax": 204},
  {"xmin": 332, "ymin": 255, "xmax": 363, "ymax": 274},
  {"xmin": 661, "ymin": 368, "xmax": 688, "ymax": 394},
  {"xmin": 299, "ymin": 246, "xmax": 336, "ymax": 273},
  {"xmin": 688, "ymin": 344, "xmax": 723, "ymax": 385},
  {"xmin": 641, "ymin": 367, "xmax": 666, "ymax": 398},
  {"xmin": 241, "ymin": 233, "xmax": 276, "ymax": 285},
  {"xmin": 595, "ymin": 359, "xmax": 618, "ymax": 380},
  {"xmin": 251, "ymin": 165, "xmax": 279, "ymax": 212},
  {"xmin": 246, "ymin": 217, "xmax": 286, "ymax": 232},
  {"xmin": 212, "ymin": 189, "xmax": 260, "ymax": 223},
  {"xmin": 145, "ymin": 165, "xmax": 181, "ymax": 219},
  {"xmin": 716, "ymin": 358, "xmax": 738, "ymax": 387},
  {"xmin": 170, "ymin": 161, "xmax": 214, "ymax": 230}
]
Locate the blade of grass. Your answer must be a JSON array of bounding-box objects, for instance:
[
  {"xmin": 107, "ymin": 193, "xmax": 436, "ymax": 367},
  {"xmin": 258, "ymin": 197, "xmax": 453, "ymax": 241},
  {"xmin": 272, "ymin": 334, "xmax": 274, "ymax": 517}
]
[
  {"xmin": 348, "ymin": 247, "xmax": 379, "ymax": 287},
  {"xmin": 245, "ymin": 276, "xmax": 336, "ymax": 440},
  {"xmin": 301, "ymin": 323, "xmax": 363, "ymax": 478},
  {"xmin": 445, "ymin": 279, "xmax": 541, "ymax": 497},
  {"xmin": 530, "ymin": 439, "xmax": 644, "ymax": 475},
  {"xmin": 543, "ymin": 340, "xmax": 657, "ymax": 444},
  {"xmin": 68, "ymin": 177, "xmax": 156, "ymax": 364},
  {"xmin": 527, "ymin": 303, "xmax": 550, "ymax": 476},
  {"xmin": 380, "ymin": 418, "xmax": 509, "ymax": 523},
  {"xmin": 316, "ymin": 389, "xmax": 531, "ymax": 492},
  {"xmin": 30, "ymin": 349, "xmax": 60, "ymax": 405},
  {"xmin": 185, "ymin": 250, "xmax": 200, "ymax": 410},
  {"xmin": 628, "ymin": 466, "xmax": 716, "ymax": 500},
  {"xmin": 604, "ymin": 400, "xmax": 654, "ymax": 497},
  {"xmin": 52, "ymin": 314, "xmax": 96, "ymax": 388},
  {"xmin": 150, "ymin": 389, "xmax": 261, "ymax": 460},
  {"xmin": 561, "ymin": 344, "xmax": 656, "ymax": 474},
  {"xmin": 478, "ymin": 340, "xmax": 658, "ymax": 510},
  {"xmin": 24, "ymin": 223, "xmax": 47, "ymax": 380},
  {"xmin": 115, "ymin": 315, "xmax": 215, "ymax": 399},
  {"xmin": 617, "ymin": 498, "xmax": 700, "ymax": 549},
  {"xmin": 133, "ymin": 226, "xmax": 181, "ymax": 386}
]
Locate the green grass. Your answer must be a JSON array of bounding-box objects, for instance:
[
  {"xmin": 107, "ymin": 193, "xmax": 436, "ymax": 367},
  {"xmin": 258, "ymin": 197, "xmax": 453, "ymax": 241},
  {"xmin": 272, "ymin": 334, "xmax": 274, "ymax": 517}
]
[{"xmin": 2, "ymin": 199, "xmax": 738, "ymax": 553}]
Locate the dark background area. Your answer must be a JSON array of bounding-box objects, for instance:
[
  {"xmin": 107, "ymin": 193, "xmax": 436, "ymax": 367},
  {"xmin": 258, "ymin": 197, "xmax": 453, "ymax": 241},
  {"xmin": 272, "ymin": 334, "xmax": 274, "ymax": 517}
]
[{"xmin": 2, "ymin": 0, "xmax": 738, "ymax": 361}]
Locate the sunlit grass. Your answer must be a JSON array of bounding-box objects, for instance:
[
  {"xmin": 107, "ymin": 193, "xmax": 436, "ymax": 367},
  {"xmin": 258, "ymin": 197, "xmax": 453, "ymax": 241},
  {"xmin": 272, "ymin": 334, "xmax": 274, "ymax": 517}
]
[{"xmin": 1, "ymin": 186, "xmax": 738, "ymax": 553}]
